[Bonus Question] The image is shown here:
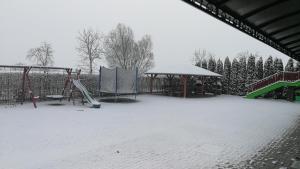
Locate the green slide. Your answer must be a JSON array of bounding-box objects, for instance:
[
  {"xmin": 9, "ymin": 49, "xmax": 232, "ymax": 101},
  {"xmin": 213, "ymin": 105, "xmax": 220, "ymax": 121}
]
[{"xmin": 246, "ymin": 80, "xmax": 300, "ymax": 99}]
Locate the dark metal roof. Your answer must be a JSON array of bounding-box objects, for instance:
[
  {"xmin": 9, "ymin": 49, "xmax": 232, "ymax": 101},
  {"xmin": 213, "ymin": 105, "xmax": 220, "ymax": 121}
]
[{"xmin": 182, "ymin": 0, "xmax": 300, "ymax": 61}]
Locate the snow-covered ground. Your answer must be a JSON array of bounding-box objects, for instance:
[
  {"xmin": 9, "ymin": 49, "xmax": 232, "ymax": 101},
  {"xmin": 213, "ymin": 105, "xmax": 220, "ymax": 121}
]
[{"xmin": 0, "ymin": 95, "xmax": 299, "ymax": 169}]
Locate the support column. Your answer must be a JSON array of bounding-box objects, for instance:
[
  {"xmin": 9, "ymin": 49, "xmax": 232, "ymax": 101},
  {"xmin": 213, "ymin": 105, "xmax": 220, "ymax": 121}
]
[
  {"xmin": 183, "ymin": 75, "xmax": 188, "ymax": 98},
  {"xmin": 150, "ymin": 74, "xmax": 157, "ymax": 94},
  {"xmin": 150, "ymin": 74, "xmax": 153, "ymax": 94},
  {"xmin": 21, "ymin": 67, "xmax": 28, "ymax": 105}
]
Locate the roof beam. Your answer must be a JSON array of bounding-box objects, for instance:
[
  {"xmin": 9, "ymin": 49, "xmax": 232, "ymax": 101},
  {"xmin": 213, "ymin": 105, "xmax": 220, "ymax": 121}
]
[
  {"xmin": 258, "ymin": 10, "xmax": 300, "ymax": 28},
  {"xmin": 242, "ymin": 0, "xmax": 288, "ymax": 19},
  {"xmin": 278, "ymin": 31, "xmax": 300, "ymax": 41},
  {"xmin": 289, "ymin": 45, "xmax": 300, "ymax": 50},
  {"xmin": 283, "ymin": 39, "xmax": 300, "ymax": 46},
  {"xmin": 181, "ymin": 0, "xmax": 300, "ymax": 61},
  {"xmin": 269, "ymin": 23, "xmax": 300, "ymax": 36},
  {"xmin": 216, "ymin": 0, "xmax": 231, "ymax": 6},
  {"xmin": 293, "ymin": 49, "xmax": 300, "ymax": 53},
  {"xmin": 292, "ymin": 48, "xmax": 300, "ymax": 52}
]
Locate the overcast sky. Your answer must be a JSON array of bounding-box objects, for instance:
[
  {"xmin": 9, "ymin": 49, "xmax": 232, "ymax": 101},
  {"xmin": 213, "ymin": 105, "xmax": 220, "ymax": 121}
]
[{"xmin": 0, "ymin": 0, "xmax": 292, "ymax": 68}]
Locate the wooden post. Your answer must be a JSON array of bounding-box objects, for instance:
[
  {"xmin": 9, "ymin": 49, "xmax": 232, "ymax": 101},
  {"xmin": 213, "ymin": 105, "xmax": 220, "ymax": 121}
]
[
  {"xmin": 150, "ymin": 74, "xmax": 153, "ymax": 94},
  {"xmin": 21, "ymin": 67, "xmax": 27, "ymax": 105},
  {"xmin": 25, "ymin": 67, "xmax": 37, "ymax": 108},
  {"xmin": 62, "ymin": 68, "xmax": 72, "ymax": 96},
  {"xmin": 183, "ymin": 75, "xmax": 187, "ymax": 98},
  {"xmin": 149, "ymin": 74, "xmax": 157, "ymax": 94}
]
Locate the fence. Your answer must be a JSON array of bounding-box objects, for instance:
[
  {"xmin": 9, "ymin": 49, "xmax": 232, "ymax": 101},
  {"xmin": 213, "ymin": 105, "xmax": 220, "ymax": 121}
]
[{"xmin": 0, "ymin": 72, "xmax": 163, "ymax": 105}]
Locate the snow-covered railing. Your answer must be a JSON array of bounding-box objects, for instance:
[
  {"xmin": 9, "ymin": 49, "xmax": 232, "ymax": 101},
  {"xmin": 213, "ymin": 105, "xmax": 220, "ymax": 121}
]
[{"xmin": 247, "ymin": 71, "xmax": 300, "ymax": 93}]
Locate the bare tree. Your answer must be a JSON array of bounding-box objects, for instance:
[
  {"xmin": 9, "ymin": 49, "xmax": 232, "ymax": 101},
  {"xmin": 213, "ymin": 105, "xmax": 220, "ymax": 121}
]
[
  {"xmin": 76, "ymin": 28, "xmax": 103, "ymax": 74},
  {"xmin": 193, "ymin": 49, "xmax": 207, "ymax": 66},
  {"xmin": 132, "ymin": 35, "xmax": 154, "ymax": 74},
  {"xmin": 26, "ymin": 42, "xmax": 54, "ymax": 66},
  {"xmin": 104, "ymin": 23, "xmax": 135, "ymax": 69},
  {"xmin": 104, "ymin": 23, "xmax": 154, "ymax": 73}
]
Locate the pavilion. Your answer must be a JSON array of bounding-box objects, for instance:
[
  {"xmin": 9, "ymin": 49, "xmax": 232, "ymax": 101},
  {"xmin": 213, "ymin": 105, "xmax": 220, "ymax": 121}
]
[{"xmin": 145, "ymin": 64, "xmax": 222, "ymax": 98}]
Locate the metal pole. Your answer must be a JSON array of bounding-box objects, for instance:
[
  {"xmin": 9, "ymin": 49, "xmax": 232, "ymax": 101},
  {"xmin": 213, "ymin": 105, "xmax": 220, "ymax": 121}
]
[
  {"xmin": 98, "ymin": 66, "xmax": 101, "ymax": 96},
  {"xmin": 135, "ymin": 67, "xmax": 138, "ymax": 99},
  {"xmin": 115, "ymin": 67, "xmax": 118, "ymax": 101}
]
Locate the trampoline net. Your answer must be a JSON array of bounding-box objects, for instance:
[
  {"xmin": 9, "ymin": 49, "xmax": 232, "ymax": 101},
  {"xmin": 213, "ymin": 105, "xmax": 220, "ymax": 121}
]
[
  {"xmin": 100, "ymin": 67, "xmax": 137, "ymax": 94},
  {"xmin": 100, "ymin": 67, "xmax": 116, "ymax": 93}
]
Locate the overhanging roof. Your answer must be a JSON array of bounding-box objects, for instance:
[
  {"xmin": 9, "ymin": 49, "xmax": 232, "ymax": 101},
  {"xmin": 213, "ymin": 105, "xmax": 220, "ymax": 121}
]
[
  {"xmin": 145, "ymin": 64, "xmax": 222, "ymax": 77},
  {"xmin": 182, "ymin": 0, "xmax": 300, "ymax": 61}
]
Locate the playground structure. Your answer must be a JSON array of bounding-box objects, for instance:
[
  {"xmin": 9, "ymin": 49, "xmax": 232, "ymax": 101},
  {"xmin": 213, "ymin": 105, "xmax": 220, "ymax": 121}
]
[
  {"xmin": 246, "ymin": 71, "xmax": 300, "ymax": 101},
  {"xmin": 0, "ymin": 65, "xmax": 100, "ymax": 108},
  {"xmin": 99, "ymin": 67, "xmax": 138, "ymax": 98},
  {"xmin": 145, "ymin": 65, "xmax": 222, "ymax": 98}
]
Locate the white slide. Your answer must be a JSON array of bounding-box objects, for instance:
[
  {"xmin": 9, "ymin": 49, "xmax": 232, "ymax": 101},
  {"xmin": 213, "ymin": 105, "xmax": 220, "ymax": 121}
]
[{"xmin": 73, "ymin": 80, "xmax": 101, "ymax": 108}]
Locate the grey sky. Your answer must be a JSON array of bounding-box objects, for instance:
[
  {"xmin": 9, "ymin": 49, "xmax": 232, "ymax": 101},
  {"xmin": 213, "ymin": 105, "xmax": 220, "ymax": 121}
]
[{"xmin": 0, "ymin": 0, "xmax": 292, "ymax": 68}]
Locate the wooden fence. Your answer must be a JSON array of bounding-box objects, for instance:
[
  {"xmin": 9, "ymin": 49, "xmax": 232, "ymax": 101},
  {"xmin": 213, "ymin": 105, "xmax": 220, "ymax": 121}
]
[{"xmin": 0, "ymin": 72, "xmax": 163, "ymax": 104}]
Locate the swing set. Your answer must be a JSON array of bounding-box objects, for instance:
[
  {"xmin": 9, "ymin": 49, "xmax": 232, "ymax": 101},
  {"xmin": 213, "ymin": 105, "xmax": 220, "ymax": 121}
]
[{"xmin": 0, "ymin": 65, "xmax": 74, "ymax": 108}]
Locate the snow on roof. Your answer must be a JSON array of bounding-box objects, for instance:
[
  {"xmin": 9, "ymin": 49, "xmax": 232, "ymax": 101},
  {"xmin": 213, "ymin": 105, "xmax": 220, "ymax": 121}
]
[{"xmin": 145, "ymin": 64, "xmax": 222, "ymax": 77}]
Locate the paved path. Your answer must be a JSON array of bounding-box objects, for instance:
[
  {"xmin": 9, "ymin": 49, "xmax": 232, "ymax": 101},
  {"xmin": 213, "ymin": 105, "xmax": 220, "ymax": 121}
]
[{"xmin": 218, "ymin": 117, "xmax": 300, "ymax": 169}]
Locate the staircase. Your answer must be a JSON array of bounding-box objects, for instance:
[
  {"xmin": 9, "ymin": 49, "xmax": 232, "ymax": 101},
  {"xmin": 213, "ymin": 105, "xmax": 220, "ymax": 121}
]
[{"xmin": 246, "ymin": 71, "xmax": 300, "ymax": 99}]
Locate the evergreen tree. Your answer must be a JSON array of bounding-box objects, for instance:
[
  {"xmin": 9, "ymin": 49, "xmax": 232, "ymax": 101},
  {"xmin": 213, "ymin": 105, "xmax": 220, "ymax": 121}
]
[
  {"xmin": 230, "ymin": 58, "xmax": 239, "ymax": 95},
  {"xmin": 285, "ymin": 58, "xmax": 294, "ymax": 72},
  {"xmin": 273, "ymin": 58, "xmax": 284, "ymax": 73},
  {"xmin": 246, "ymin": 54, "xmax": 256, "ymax": 84},
  {"xmin": 208, "ymin": 57, "xmax": 216, "ymax": 72},
  {"xmin": 264, "ymin": 56, "xmax": 274, "ymax": 77},
  {"xmin": 216, "ymin": 59, "xmax": 224, "ymax": 75},
  {"xmin": 238, "ymin": 56, "xmax": 247, "ymax": 95},
  {"xmin": 295, "ymin": 61, "xmax": 300, "ymax": 72},
  {"xmin": 202, "ymin": 59, "xmax": 208, "ymax": 69},
  {"xmin": 255, "ymin": 57, "xmax": 264, "ymax": 80},
  {"xmin": 223, "ymin": 57, "xmax": 231, "ymax": 94}
]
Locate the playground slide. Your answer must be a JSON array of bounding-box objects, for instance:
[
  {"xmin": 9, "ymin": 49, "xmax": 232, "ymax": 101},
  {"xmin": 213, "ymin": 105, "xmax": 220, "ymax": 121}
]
[
  {"xmin": 246, "ymin": 80, "xmax": 300, "ymax": 99},
  {"xmin": 73, "ymin": 80, "xmax": 101, "ymax": 108}
]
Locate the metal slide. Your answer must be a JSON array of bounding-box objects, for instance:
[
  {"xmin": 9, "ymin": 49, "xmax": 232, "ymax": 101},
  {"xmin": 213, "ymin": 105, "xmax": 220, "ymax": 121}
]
[
  {"xmin": 246, "ymin": 80, "xmax": 300, "ymax": 99},
  {"xmin": 73, "ymin": 80, "xmax": 101, "ymax": 108}
]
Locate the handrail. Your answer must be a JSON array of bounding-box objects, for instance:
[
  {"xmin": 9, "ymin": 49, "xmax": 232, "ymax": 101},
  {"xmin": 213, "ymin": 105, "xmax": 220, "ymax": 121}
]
[{"xmin": 247, "ymin": 71, "xmax": 300, "ymax": 93}]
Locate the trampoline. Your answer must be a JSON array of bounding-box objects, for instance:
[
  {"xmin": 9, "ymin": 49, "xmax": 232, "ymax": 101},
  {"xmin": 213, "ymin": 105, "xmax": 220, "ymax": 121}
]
[{"xmin": 99, "ymin": 67, "xmax": 138, "ymax": 99}]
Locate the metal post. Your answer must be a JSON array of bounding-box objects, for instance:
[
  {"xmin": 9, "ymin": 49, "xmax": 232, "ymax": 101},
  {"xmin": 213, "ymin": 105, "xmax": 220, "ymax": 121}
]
[
  {"xmin": 98, "ymin": 66, "xmax": 102, "ymax": 96},
  {"xmin": 135, "ymin": 67, "xmax": 138, "ymax": 99},
  {"xmin": 115, "ymin": 67, "xmax": 118, "ymax": 101}
]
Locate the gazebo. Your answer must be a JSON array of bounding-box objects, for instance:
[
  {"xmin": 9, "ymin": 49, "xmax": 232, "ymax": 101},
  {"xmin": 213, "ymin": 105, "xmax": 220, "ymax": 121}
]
[{"xmin": 145, "ymin": 64, "xmax": 222, "ymax": 98}]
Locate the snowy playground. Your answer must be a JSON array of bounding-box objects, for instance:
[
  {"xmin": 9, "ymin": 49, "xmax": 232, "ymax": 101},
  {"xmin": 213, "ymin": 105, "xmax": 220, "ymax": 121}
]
[{"xmin": 1, "ymin": 95, "xmax": 300, "ymax": 169}]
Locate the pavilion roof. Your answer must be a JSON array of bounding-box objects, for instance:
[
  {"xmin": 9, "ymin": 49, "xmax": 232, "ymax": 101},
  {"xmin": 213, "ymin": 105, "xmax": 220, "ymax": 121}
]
[{"xmin": 145, "ymin": 64, "xmax": 222, "ymax": 77}]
